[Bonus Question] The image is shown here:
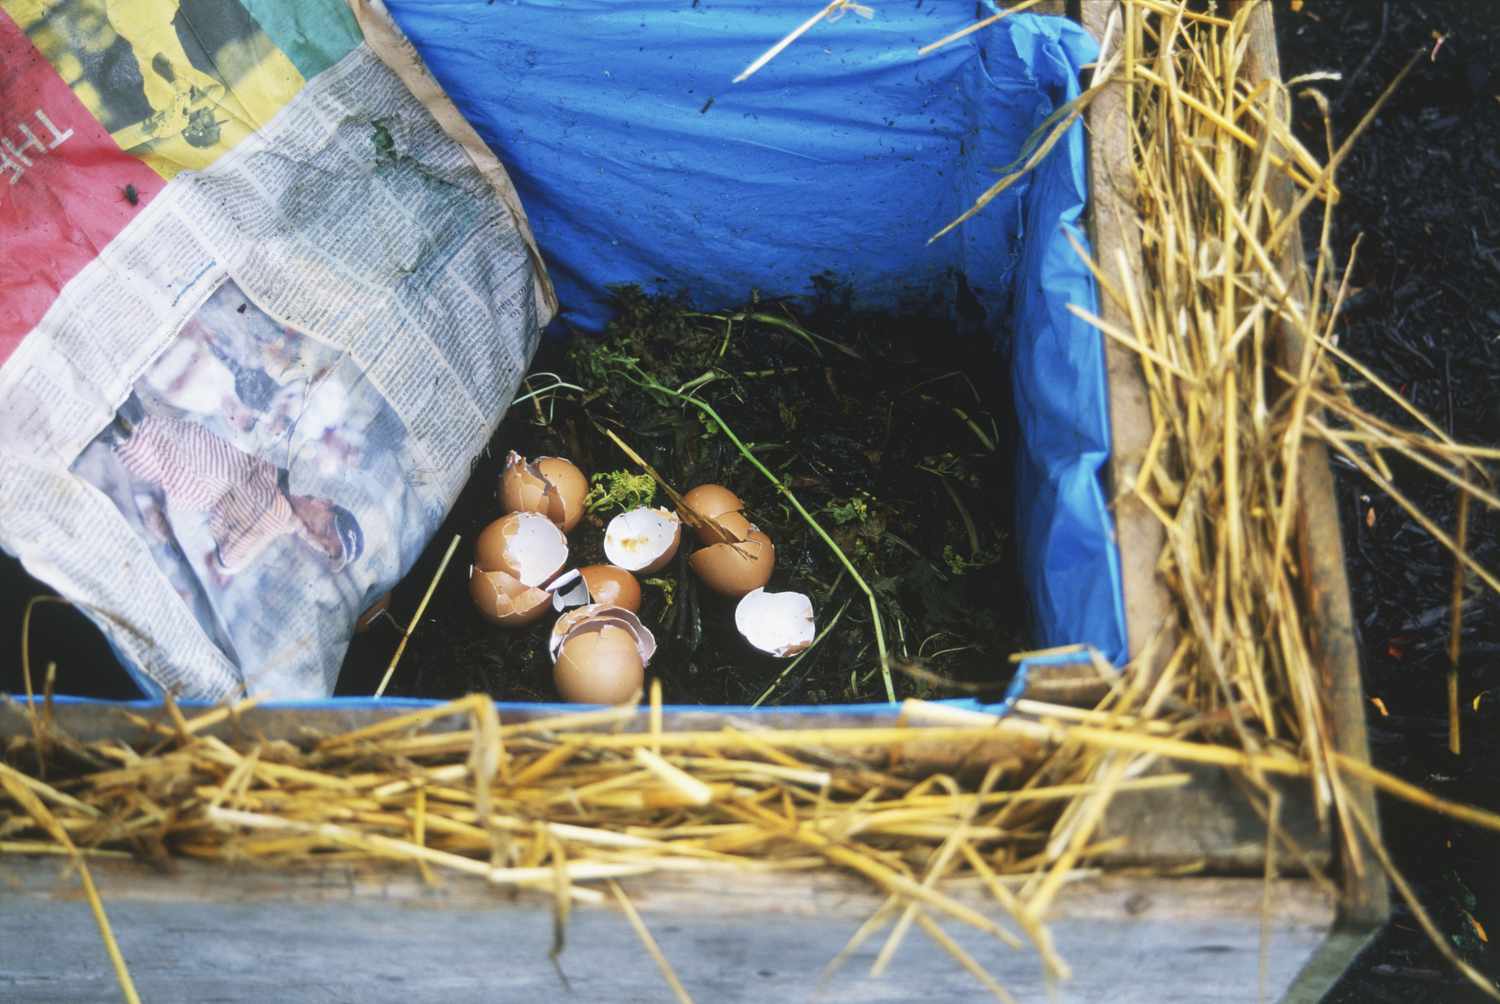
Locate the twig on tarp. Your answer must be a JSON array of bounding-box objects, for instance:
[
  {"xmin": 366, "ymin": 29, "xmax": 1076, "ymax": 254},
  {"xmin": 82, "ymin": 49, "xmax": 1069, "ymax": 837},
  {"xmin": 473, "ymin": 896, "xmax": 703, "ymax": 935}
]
[{"xmin": 732, "ymin": 1, "xmax": 874, "ymax": 84}]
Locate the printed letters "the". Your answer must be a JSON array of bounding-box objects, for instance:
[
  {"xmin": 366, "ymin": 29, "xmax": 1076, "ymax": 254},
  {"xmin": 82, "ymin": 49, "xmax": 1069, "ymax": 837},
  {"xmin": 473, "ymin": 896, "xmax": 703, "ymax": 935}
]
[{"xmin": 1, "ymin": 109, "xmax": 75, "ymax": 185}]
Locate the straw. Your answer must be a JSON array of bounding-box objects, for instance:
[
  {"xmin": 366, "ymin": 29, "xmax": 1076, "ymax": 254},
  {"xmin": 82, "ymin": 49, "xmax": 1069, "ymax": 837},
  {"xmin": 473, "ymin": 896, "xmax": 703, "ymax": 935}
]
[
  {"xmin": 375, "ymin": 534, "xmax": 462, "ymax": 698},
  {"xmin": 917, "ymin": 0, "xmax": 1047, "ymax": 58},
  {"xmin": 732, "ymin": 1, "xmax": 874, "ymax": 84}
]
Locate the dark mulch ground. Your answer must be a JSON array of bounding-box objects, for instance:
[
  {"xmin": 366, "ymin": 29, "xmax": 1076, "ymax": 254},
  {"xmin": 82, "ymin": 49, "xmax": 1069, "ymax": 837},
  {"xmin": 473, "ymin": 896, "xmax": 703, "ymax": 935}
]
[
  {"xmin": 337, "ymin": 289, "xmax": 1025, "ymax": 706},
  {"xmin": 1276, "ymin": 1, "xmax": 1500, "ymax": 998}
]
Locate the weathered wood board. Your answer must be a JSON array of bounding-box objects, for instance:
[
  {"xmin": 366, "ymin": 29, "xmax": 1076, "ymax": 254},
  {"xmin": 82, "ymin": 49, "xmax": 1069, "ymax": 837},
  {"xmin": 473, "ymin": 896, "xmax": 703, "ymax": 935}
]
[{"xmin": 0, "ymin": 863, "xmax": 1333, "ymax": 1004}]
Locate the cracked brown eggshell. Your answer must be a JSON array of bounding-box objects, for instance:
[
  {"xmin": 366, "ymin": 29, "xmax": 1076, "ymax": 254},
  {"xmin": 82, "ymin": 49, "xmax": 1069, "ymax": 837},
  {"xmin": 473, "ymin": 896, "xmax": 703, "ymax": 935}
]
[
  {"xmin": 498, "ymin": 451, "xmax": 588, "ymax": 531},
  {"xmin": 469, "ymin": 567, "xmax": 552, "ymax": 627},
  {"xmin": 680, "ymin": 483, "xmax": 752, "ymax": 545},
  {"xmin": 549, "ymin": 603, "xmax": 656, "ymax": 664},
  {"xmin": 578, "ymin": 564, "xmax": 642, "ymax": 613},
  {"xmin": 689, "ymin": 526, "xmax": 775, "ymax": 598},
  {"xmin": 553, "ymin": 623, "xmax": 645, "ymax": 705},
  {"xmin": 474, "ymin": 512, "xmax": 569, "ymax": 587}
]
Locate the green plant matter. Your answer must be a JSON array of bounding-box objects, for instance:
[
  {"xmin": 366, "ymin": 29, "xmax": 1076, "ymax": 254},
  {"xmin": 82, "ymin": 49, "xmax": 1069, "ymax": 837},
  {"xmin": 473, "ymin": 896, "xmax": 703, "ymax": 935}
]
[
  {"xmin": 826, "ymin": 493, "xmax": 871, "ymax": 526},
  {"xmin": 642, "ymin": 577, "xmax": 676, "ymax": 611},
  {"xmin": 584, "ymin": 470, "xmax": 657, "ymax": 515},
  {"xmin": 942, "ymin": 542, "xmax": 1004, "ymax": 576}
]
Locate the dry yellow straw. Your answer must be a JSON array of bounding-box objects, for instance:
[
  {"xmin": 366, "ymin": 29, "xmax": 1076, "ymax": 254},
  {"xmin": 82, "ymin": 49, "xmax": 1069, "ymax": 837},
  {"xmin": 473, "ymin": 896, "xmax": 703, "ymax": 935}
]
[
  {"xmin": 1448, "ymin": 486, "xmax": 1470, "ymax": 756},
  {"xmin": 732, "ymin": 1, "xmax": 873, "ymax": 84},
  {"xmin": 375, "ymin": 534, "xmax": 462, "ymax": 698},
  {"xmin": 0, "ymin": 764, "xmax": 141, "ymax": 1004},
  {"xmin": 609, "ymin": 880, "xmax": 696, "ymax": 1004},
  {"xmin": 917, "ymin": 0, "xmax": 1046, "ymax": 57}
]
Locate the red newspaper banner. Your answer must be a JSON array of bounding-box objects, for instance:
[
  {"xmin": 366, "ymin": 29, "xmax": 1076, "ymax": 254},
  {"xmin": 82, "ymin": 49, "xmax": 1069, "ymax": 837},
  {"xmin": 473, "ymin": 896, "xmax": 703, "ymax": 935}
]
[{"xmin": 0, "ymin": 9, "xmax": 165, "ymax": 365}]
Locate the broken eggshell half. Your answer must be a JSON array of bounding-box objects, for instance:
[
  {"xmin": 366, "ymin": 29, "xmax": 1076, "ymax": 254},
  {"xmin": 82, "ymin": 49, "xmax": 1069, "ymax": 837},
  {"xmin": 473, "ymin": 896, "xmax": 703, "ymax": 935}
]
[
  {"xmin": 470, "ymin": 566, "xmax": 553, "ymax": 627},
  {"xmin": 734, "ymin": 588, "xmax": 816, "ymax": 657},
  {"xmin": 549, "ymin": 603, "xmax": 657, "ymax": 664},
  {"xmin": 550, "ymin": 564, "xmax": 642, "ymax": 613},
  {"xmin": 689, "ymin": 526, "xmax": 775, "ymax": 598},
  {"xmin": 554, "ymin": 623, "xmax": 645, "ymax": 705},
  {"xmin": 498, "ymin": 451, "xmax": 589, "ymax": 532},
  {"xmin": 474, "ymin": 511, "xmax": 569, "ymax": 587},
  {"xmin": 679, "ymin": 483, "xmax": 752, "ymax": 546},
  {"xmin": 603, "ymin": 506, "xmax": 682, "ymax": 574}
]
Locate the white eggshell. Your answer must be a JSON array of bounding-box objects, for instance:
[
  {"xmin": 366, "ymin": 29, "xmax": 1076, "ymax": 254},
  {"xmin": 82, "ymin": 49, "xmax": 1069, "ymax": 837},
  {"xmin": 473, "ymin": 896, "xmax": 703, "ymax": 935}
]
[
  {"xmin": 475, "ymin": 511, "xmax": 569, "ymax": 587},
  {"xmin": 603, "ymin": 506, "xmax": 682, "ymax": 573},
  {"xmin": 734, "ymin": 588, "xmax": 816, "ymax": 658},
  {"xmin": 548, "ymin": 568, "xmax": 591, "ymax": 611}
]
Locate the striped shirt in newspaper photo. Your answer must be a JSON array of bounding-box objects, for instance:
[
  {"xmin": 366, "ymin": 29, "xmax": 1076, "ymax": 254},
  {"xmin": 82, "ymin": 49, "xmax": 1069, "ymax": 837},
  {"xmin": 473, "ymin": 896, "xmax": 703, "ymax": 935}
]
[{"xmin": 113, "ymin": 411, "xmax": 363, "ymax": 575}]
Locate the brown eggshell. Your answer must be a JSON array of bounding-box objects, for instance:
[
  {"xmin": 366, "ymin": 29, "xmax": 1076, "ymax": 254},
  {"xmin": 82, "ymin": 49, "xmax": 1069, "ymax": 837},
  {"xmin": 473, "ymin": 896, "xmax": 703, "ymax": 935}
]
[
  {"xmin": 578, "ymin": 564, "xmax": 642, "ymax": 613},
  {"xmin": 680, "ymin": 483, "xmax": 750, "ymax": 545},
  {"xmin": 499, "ymin": 452, "xmax": 588, "ymax": 532},
  {"xmin": 549, "ymin": 604, "xmax": 656, "ymax": 664},
  {"xmin": 474, "ymin": 512, "xmax": 568, "ymax": 586},
  {"xmin": 498, "ymin": 451, "xmax": 548, "ymax": 515},
  {"xmin": 696, "ymin": 509, "xmax": 753, "ymax": 546},
  {"xmin": 553, "ymin": 624, "xmax": 645, "ymax": 704},
  {"xmin": 689, "ymin": 527, "xmax": 776, "ymax": 598},
  {"xmin": 469, "ymin": 567, "xmax": 552, "ymax": 627},
  {"xmin": 535, "ymin": 457, "xmax": 588, "ymax": 531},
  {"xmin": 354, "ymin": 592, "xmax": 392, "ymax": 633}
]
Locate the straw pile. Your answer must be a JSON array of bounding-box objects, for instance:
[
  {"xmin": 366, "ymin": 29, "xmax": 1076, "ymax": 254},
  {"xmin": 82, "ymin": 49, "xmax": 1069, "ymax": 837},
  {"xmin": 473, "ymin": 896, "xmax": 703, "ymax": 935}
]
[{"xmin": 5, "ymin": 1, "xmax": 1500, "ymax": 1000}]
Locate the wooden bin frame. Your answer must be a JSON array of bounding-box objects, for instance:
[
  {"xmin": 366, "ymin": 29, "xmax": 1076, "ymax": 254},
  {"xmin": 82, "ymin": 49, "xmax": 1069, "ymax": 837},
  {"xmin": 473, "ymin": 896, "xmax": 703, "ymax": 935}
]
[{"xmin": 0, "ymin": 2, "xmax": 1386, "ymax": 1000}]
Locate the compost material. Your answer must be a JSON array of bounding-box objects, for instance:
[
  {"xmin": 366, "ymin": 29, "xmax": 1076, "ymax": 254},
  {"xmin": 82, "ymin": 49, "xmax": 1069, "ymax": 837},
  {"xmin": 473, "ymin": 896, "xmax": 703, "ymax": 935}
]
[
  {"xmin": 1275, "ymin": 1, "xmax": 1500, "ymax": 997},
  {"xmin": 338, "ymin": 287, "xmax": 1024, "ymax": 706}
]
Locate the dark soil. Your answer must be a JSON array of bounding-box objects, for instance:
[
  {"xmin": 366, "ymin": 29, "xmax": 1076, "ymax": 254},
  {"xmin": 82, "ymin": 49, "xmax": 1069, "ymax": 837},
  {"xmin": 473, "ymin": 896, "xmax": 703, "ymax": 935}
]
[
  {"xmin": 336, "ymin": 286, "xmax": 1025, "ymax": 705},
  {"xmin": 1275, "ymin": 1, "xmax": 1500, "ymax": 998}
]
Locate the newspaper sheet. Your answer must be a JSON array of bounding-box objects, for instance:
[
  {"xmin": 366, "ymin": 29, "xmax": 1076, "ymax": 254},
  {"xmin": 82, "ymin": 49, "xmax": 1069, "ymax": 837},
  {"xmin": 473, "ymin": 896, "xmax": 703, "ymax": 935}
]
[{"xmin": 0, "ymin": 0, "xmax": 554, "ymax": 698}]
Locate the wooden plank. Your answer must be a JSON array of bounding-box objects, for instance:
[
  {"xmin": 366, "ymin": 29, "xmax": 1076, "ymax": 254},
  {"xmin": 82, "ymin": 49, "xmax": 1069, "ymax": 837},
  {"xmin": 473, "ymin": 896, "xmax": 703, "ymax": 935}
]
[
  {"xmin": 1098, "ymin": 763, "xmax": 1329, "ymax": 874},
  {"xmin": 0, "ymin": 859, "xmax": 1334, "ymax": 1004},
  {"xmin": 1228, "ymin": 0, "xmax": 1388, "ymax": 930},
  {"xmin": 1279, "ymin": 926, "xmax": 1383, "ymax": 1004},
  {"xmin": 1065, "ymin": 0, "xmax": 1178, "ymax": 703},
  {"xmin": 0, "ymin": 701, "xmax": 1047, "ymax": 778}
]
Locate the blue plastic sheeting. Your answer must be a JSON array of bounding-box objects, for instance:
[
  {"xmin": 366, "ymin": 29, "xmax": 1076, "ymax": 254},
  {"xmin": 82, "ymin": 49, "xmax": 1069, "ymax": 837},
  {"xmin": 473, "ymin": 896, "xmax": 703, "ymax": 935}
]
[
  {"xmin": 43, "ymin": 689, "xmax": 1028, "ymax": 718},
  {"xmin": 377, "ymin": 2, "xmax": 1125, "ymax": 676}
]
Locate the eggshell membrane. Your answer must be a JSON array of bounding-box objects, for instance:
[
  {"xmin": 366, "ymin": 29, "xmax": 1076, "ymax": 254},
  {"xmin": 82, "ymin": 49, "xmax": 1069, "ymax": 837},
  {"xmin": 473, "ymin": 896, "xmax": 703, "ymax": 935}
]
[
  {"xmin": 474, "ymin": 512, "xmax": 568, "ymax": 586},
  {"xmin": 499, "ymin": 452, "xmax": 588, "ymax": 531},
  {"xmin": 549, "ymin": 604, "xmax": 657, "ymax": 664},
  {"xmin": 734, "ymin": 588, "xmax": 816, "ymax": 657},
  {"xmin": 553, "ymin": 624, "xmax": 645, "ymax": 704},
  {"xmin": 604, "ymin": 507, "xmax": 682, "ymax": 573},
  {"xmin": 681, "ymin": 483, "xmax": 751, "ymax": 545},
  {"xmin": 689, "ymin": 527, "xmax": 775, "ymax": 598},
  {"xmin": 579, "ymin": 564, "xmax": 642, "ymax": 613},
  {"xmin": 549, "ymin": 568, "xmax": 592, "ymax": 612},
  {"xmin": 469, "ymin": 567, "xmax": 552, "ymax": 627},
  {"xmin": 498, "ymin": 451, "xmax": 548, "ymax": 515}
]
